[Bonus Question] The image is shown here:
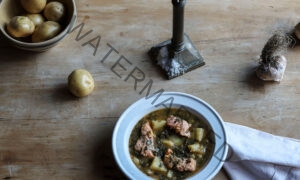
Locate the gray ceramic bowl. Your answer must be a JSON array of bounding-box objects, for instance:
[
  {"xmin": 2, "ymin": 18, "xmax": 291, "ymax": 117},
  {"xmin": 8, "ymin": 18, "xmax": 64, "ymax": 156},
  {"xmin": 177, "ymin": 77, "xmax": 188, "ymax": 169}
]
[
  {"xmin": 112, "ymin": 92, "xmax": 228, "ymax": 180},
  {"xmin": 0, "ymin": 0, "xmax": 76, "ymax": 51}
]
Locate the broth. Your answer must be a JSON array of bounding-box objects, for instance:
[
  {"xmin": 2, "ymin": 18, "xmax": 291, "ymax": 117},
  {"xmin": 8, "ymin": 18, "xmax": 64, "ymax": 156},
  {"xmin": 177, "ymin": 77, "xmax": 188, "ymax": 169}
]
[{"xmin": 129, "ymin": 108, "xmax": 215, "ymax": 180}]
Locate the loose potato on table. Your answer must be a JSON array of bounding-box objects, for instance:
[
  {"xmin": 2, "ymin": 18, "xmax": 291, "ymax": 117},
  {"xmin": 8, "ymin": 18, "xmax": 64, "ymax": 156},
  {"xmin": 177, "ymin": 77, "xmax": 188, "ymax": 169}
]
[
  {"xmin": 68, "ymin": 69, "xmax": 95, "ymax": 98},
  {"xmin": 7, "ymin": 16, "xmax": 35, "ymax": 38},
  {"xmin": 31, "ymin": 21, "xmax": 61, "ymax": 42},
  {"xmin": 21, "ymin": 0, "xmax": 47, "ymax": 13}
]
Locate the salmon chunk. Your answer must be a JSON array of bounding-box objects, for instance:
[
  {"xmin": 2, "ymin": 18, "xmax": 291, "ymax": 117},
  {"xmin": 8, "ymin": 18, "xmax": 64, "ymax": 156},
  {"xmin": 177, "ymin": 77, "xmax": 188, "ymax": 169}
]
[
  {"xmin": 163, "ymin": 148, "xmax": 196, "ymax": 172},
  {"xmin": 176, "ymin": 157, "xmax": 196, "ymax": 172},
  {"xmin": 141, "ymin": 121, "xmax": 154, "ymax": 137},
  {"xmin": 134, "ymin": 122, "xmax": 155, "ymax": 158},
  {"xmin": 166, "ymin": 115, "xmax": 191, "ymax": 137}
]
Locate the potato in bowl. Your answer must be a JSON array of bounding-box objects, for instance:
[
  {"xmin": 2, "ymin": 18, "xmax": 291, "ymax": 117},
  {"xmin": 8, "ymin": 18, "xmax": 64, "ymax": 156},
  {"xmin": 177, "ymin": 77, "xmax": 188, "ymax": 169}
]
[{"xmin": 0, "ymin": 0, "xmax": 77, "ymax": 51}]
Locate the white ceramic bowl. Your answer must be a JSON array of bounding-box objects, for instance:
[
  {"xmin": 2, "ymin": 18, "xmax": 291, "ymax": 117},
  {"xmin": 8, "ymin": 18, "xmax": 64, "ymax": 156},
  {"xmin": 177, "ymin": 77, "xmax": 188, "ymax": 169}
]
[{"xmin": 112, "ymin": 92, "xmax": 228, "ymax": 180}]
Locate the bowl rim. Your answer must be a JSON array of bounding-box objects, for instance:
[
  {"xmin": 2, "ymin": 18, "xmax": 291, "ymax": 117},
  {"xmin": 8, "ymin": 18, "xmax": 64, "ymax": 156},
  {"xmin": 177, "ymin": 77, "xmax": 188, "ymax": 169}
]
[
  {"xmin": 112, "ymin": 91, "xmax": 228, "ymax": 180},
  {"xmin": 0, "ymin": 0, "xmax": 77, "ymax": 47}
]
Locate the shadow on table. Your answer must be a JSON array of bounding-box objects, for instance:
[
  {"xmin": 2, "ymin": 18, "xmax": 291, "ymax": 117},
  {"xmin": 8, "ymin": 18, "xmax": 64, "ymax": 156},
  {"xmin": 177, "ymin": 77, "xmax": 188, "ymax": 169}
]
[
  {"xmin": 0, "ymin": 33, "xmax": 37, "ymax": 54},
  {"xmin": 52, "ymin": 83, "xmax": 79, "ymax": 102},
  {"xmin": 90, "ymin": 132, "xmax": 128, "ymax": 180},
  {"xmin": 242, "ymin": 64, "xmax": 279, "ymax": 93}
]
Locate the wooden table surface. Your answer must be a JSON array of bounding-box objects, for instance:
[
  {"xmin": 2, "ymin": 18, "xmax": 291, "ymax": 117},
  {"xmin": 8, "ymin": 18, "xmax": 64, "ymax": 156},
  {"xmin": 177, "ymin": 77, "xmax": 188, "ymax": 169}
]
[{"xmin": 1, "ymin": 0, "xmax": 300, "ymax": 179}]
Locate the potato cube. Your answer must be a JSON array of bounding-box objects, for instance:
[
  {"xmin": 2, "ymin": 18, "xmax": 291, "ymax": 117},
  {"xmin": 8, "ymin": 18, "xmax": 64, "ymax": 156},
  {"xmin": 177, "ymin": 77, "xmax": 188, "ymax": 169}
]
[
  {"xmin": 188, "ymin": 143, "xmax": 206, "ymax": 154},
  {"xmin": 161, "ymin": 139, "xmax": 174, "ymax": 148},
  {"xmin": 150, "ymin": 156, "xmax": 167, "ymax": 173},
  {"xmin": 151, "ymin": 120, "xmax": 166, "ymax": 131},
  {"xmin": 168, "ymin": 135, "xmax": 184, "ymax": 146},
  {"xmin": 132, "ymin": 156, "xmax": 140, "ymax": 166},
  {"xmin": 194, "ymin": 128, "xmax": 205, "ymax": 142},
  {"xmin": 167, "ymin": 170, "xmax": 173, "ymax": 178},
  {"xmin": 146, "ymin": 169, "xmax": 154, "ymax": 175}
]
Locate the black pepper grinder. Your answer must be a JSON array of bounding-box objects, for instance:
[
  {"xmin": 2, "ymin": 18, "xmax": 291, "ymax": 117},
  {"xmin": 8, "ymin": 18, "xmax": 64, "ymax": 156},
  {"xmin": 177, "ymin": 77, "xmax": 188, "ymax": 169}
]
[
  {"xmin": 172, "ymin": 0, "xmax": 185, "ymax": 52},
  {"xmin": 149, "ymin": 0, "xmax": 205, "ymax": 79}
]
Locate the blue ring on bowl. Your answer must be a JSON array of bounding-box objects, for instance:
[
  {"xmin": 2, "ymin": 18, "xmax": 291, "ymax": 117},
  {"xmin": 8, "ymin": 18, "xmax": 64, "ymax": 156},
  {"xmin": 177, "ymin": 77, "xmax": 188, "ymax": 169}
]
[{"xmin": 112, "ymin": 92, "xmax": 228, "ymax": 180}]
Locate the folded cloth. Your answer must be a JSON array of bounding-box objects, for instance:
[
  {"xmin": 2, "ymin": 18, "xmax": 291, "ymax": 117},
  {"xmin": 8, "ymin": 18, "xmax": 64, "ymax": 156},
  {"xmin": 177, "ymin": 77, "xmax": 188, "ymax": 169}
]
[{"xmin": 223, "ymin": 122, "xmax": 300, "ymax": 180}]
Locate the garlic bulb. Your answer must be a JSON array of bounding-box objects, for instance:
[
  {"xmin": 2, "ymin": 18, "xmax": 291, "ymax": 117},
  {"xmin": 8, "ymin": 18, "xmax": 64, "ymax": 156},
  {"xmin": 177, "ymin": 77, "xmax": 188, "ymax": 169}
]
[{"xmin": 256, "ymin": 55, "xmax": 287, "ymax": 82}]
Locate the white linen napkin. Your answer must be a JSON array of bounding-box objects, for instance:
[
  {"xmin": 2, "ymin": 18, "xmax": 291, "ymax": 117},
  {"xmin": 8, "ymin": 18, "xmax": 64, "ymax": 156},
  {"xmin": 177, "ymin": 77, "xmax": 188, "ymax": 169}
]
[{"xmin": 223, "ymin": 122, "xmax": 300, "ymax": 180}]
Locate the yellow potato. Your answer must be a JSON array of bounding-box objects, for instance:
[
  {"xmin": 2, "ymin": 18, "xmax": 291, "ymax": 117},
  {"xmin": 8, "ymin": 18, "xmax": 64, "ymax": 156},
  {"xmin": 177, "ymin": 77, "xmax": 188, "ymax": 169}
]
[
  {"xmin": 7, "ymin": 16, "xmax": 35, "ymax": 38},
  {"xmin": 68, "ymin": 69, "xmax": 95, "ymax": 97},
  {"xmin": 150, "ymin": 157, "xmax": 167, "ymax": 173},
  {"xmin": 43, "ymin": 1, "xmax": 66, "ymax": 22},
  {"xmin": 25, "ymin": 14, "xmax": 45, "ymax": 28},
  {"xmin": 31, "ymin": 21, "xmax": 61, "ymax": 42},
  {"xmin": 21, "ymin": 0, "xmax": 47, "ymax": 13}
]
